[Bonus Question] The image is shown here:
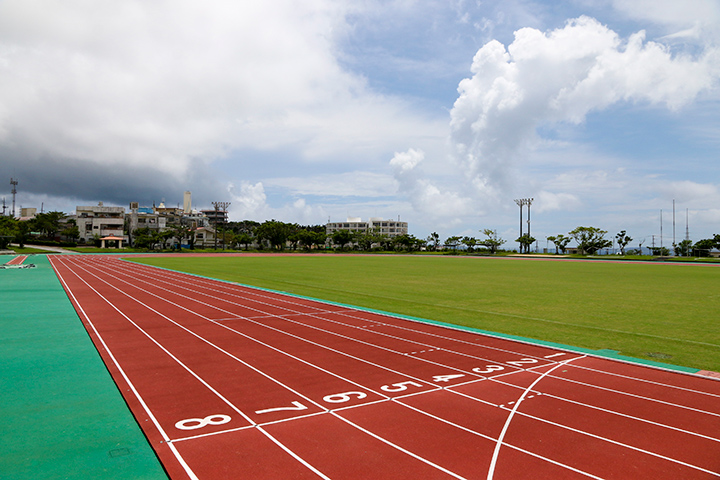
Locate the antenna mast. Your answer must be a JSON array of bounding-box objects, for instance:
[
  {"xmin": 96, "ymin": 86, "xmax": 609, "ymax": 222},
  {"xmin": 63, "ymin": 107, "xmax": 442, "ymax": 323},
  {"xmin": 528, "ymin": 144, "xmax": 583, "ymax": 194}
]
[{"xmin": 10, "ymin": 178, "xmax": 18, "ymax": 217}]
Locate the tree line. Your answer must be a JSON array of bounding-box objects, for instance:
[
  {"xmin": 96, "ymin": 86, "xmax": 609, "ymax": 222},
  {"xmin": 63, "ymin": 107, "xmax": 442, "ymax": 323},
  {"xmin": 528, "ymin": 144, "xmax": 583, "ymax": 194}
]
[{"xmin": 2, "ymin": 213, "xmax": 720, "ymax": 257}]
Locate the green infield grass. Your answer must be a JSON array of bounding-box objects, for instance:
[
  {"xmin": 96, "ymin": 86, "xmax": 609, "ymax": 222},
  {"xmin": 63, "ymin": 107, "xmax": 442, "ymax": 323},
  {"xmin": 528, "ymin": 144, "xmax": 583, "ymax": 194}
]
[{"xmin": 130, "ymin": 254, "xmax": 720, "ymax": 372}]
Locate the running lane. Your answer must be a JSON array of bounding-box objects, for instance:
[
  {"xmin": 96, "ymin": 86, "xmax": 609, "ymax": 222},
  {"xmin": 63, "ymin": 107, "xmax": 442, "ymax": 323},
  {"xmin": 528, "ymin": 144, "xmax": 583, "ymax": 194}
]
[{"xmin": 51, "ymin": 255, "xmax": 720, "ymax": 479}]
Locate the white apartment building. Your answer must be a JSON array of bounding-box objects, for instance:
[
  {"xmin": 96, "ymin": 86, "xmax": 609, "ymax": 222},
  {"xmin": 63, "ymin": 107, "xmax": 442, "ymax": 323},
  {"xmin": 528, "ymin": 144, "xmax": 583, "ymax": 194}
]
[
  {"xmin": 75, "ymin": 202, "xmax": 125, "ymax": 243},
  {"xmin": 326, "ymin": 217, "xmax": 409, "ymax": 238}
]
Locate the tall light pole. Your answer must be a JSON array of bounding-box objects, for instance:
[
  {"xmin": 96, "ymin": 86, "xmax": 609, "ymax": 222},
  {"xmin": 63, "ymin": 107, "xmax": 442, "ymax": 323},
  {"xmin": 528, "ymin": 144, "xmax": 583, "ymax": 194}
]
[
  {"xmin": 10, "ymin": 178, "xmax": 18, "ymax": 218},
  {"xmin": 514, "ymin": 199, "xmax": 524, "ymax": 251},
  {"xmin": 514, "ymin": 198, "xmax": 533, "ymax": 253},
  {"xmin": 211, "ymin": 201, "xmax": 230, "ymax": 250}
]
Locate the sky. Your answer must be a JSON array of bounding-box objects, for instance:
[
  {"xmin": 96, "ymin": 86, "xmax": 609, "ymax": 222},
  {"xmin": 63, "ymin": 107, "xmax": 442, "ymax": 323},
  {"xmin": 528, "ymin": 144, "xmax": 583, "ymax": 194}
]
[{"xmin": 1, "ymin": 0, "xmax": 720, "ymax": 249}]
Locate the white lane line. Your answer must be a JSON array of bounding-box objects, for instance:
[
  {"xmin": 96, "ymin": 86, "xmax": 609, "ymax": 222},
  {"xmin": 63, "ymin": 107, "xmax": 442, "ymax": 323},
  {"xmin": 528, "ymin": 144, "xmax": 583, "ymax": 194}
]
[
  {"xmin": 61, "ymin": 256, "xmax": 330, "ymax": 415},
  {"xmin": 117, "ymin": 259, "xmax": 559, "ymax": 368},
  {"xmin": 540, "ymin": 372, "xmax": 720, "ymax": 419},
  {"xmin": 256, "ymin": 426, "xmax": 332, "ymax": 480},
  {"xmin": 118, "ymin": 258, "xmax": 720, "ymax": 417},
  {"xmin": 64, "ymin": 257, "xmax": 470, "ymax": 480},
  {"xmin": 566, "ymin": 363, "xmax": 720, "ymax": 400},
  {"xmin": 55, "ymin": 257, "xmax": 257, "ymax": 425},
  {"xmin": 69, "ymin": 258, "xmax": 438, "ymax": 403},
  {"xmin": 393, "ymin": 397, "xmax": 602, "ymax": 480},
  {"xmin": 329, "ymin": 412, "xmax": 468, "ymax": 480},
  {"xmin": 122, "ymin": 258, "xmax": 720, "ymax": 400},
  {"xmin": 487, "ymin": 357, "xmax": 580, "ymax": 480},
  {"xmin": 489, "ymin": 377, "xmax": 720, "ymax": 443},
  {"xmin": 78, "ymin": 258, "xmax": 486, "ymax": 382},
  {"xmin": 57, "ymin": 257, "xmax": 332, "ymax": 480},
  {"xmin": 107, "ymin": 257, "xmax": 720, "ymax": 435},
  {"xmin": 446, "ymin": 383, "xmax": 720, "ymax": 477},
  {"xmin": 50, "ymin": 257, "xmax": 201, "ymax": 480},
  {"xmin": 100, "ymin": 257, "xmax": 720, "ymax": 475}
]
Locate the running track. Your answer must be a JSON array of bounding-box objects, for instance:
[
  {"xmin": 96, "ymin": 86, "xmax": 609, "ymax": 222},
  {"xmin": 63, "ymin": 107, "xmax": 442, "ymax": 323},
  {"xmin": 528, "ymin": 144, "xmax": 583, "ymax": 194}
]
[{"xmin": 49, "ymin": 255, "xmax": 720, "ymax": 479}]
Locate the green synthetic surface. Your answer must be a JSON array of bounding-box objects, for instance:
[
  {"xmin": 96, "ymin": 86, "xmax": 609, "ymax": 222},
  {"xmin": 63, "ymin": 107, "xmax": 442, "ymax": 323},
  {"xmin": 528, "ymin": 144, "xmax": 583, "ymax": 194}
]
[
  {"xmin": 0, "ymin": 255, "xmax": 167, "ymax": 480},
  {"xmin": 131, "ymin": 254, "xmax": 720, "ymax": 372}
]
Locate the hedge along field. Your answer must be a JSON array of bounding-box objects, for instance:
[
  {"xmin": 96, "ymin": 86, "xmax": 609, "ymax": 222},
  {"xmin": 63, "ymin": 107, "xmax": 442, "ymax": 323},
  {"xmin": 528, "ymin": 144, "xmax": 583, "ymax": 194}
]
[{"xmin": 130, "ymin": 255, "xmax": 720, "ymax": 372}]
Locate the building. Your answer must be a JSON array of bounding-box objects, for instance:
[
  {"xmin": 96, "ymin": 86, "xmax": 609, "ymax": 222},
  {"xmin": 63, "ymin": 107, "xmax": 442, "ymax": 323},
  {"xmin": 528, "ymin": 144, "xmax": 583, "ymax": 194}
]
[
  {"xmin": 75, "ymin": 202, "xmax": 125, "ymax": 243},
  {"xmin": 326, "ymin": 217, "xmax": 409, "ymax": 238},
  {"xmin": 201, "ymin": 208, "xmax": 228, "ymax": 227}
]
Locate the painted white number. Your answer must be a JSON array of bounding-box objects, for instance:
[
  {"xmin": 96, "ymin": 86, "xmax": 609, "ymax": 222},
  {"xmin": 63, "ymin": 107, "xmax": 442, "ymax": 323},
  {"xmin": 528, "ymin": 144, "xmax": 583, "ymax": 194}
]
[
  {"xmin": 323, "ymin": 391, "xmax": 368, "ymax": 404},
  {"xmin": 432, "ymin": 374, "xmax": 465, "ymax": 382},
  {"xmin": 175, "ymin": 414, "xmax": 231, "ymax": 431},
  {"xmin": 381, "ymin": 381, "xmax": 423, "ymax": 393},
  {"xmin": 506, "ymin": 358, "xmax": 539, "ymax": 367},
  {"xmin": 473, "ymin": 365, "xmax": 505, "ymax": 374},
  {"xmin": 255, "ymin": 401, "xmax": 308, "ymax": 415}
]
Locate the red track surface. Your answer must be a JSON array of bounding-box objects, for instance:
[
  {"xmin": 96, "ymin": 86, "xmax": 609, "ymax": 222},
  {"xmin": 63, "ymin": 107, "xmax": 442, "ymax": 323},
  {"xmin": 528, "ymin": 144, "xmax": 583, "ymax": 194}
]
[
  {"xmin": 50, "ymin": 255, "xmax": 720, "ymax": 479},
  {"xmin": 5, "ymin": 255, "xmax": 27, "ymax": 265}
]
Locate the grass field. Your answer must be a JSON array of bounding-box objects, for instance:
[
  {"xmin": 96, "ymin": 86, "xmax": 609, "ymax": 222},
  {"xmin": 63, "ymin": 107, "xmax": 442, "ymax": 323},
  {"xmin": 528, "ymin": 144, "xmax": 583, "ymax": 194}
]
[{"xmin": 130, "ymin": 254, "xmax": 720, "ymax": 372}]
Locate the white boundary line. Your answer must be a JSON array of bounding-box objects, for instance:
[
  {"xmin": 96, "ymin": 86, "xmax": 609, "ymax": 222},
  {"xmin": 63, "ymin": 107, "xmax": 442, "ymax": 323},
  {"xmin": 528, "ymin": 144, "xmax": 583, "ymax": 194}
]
[
  {"xmin": 49, "ymin": 256, "xmax": 200, "ymax": 480},
  {"xmin": 121, "ymin": 257, "xmax": 720, "ymax": 394},
  {"xmin": 63, "ymin": 256, "xmax": 720, "ymax": 478},
  {"xmin": 487, "ymin": 358, "xmax": 580, "ymax": 479},
  {"xmin": 59, "ymin": 256, "xmax": 471, "ymax": 479},
  {"xmin": 52, "ymin": 257, "xmax": 329, "ymax": 480}
]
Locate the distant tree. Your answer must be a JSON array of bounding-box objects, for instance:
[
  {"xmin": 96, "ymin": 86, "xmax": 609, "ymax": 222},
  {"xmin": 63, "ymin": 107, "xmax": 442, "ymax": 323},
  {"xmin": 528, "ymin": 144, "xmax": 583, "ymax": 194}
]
[
  {"xmin": 0, "ymin": 216, "xmax": 18, "ymax": 249},
  {"xmin": 547, "ymin": 234, "xmax": 571, "ymax": 254},
  {"xmin": 356, "ymin": 228, "xmax": 383, "ymax": 251},
  {"xmin": 515, "ymin": 234, "xmax": 536, "ymax": 253},
  {"xmin": 650, "ymin": 246, "xmax": 670, "ymax": 256},
  {"xmin": 569, "ymin": 226, "xmax": 611, "ymax": 255},
  {"xmin": 674, "ymin": 239, "xmax": 693, "ymax": 257},
  {"xmin": 332, "ymin": 229, "xmax": 356, "ymax": 250},
  {"xmin": 427, "ymin": 232, "xmax": 440, "ymax": 251},
  {"xmin": 256, "ymin": 220, "xmax": 292, "ymax": 250},
  {"xmin": 479, "ymin": 229, "xmax": 505, "ymax": 254},
  {"xmin": 693, "ymin": 238, "xmax": 715, "ymax": 257},
  {"xmin": 308, "ymin": 230, "xmax": 328, "ymax": 250},
  {"xmin": 32, "ymin": 211, "xmax": 66, "ymax": 240},
  {"xmin": 461, "ymin": 236, "xmax": 478, "ymax": 252},
  {"xmin": 445, "ymin": 236, "xmax": 461, "ymax": 252},
  {"xmin": 132, "ymin": 227, "xmax": 155, "ymax": 249},
  {"xmin": 615, "ymin": 230, "xmax": 633, "ymax": 255}
]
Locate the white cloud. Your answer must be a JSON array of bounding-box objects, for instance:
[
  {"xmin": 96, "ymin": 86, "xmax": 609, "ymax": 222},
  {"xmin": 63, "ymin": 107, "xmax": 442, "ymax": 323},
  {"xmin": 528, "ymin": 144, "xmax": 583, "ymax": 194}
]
[
  {"xmin": 535, "ymin": 191, "xmax": 582, "ymax": 213},
  {"xmin": 390, "ymin": 148, "xmax": 473, "ymax": 220},
  {"xmin": 265, "ymin": 171, "xmax": 396, "ymax": 198},
  {"xmin": 0, "ymin": 0, "xmax": 440, "ymax": 189},
  {"xmin": 449, "ymin": 15, "xmax": 720, "ymax": 198},
  {"xmin": 227, "ymin": 181, "xmax": 269, "ymax": 221}
]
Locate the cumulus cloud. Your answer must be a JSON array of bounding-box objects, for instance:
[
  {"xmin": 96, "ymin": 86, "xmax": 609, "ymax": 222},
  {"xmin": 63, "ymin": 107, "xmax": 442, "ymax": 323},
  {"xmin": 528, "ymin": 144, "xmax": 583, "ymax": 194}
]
[
  {"xmin": 535, "ymin": 190, "xmax": 582, "ymax": 213},
  {"xmin": 449, "ymin": 15, "xmax": 720, "ymax": 196},
  {"xmin": 390, "ymin": 148, "xmax": 472, "ymax": 219},
  {"xmin": 227, "ymin": 181, "xmax": 269, "ymax": 221},
  {"xmin": 0, "ymin": 0, "xmax": 440, "ymax": 208}
]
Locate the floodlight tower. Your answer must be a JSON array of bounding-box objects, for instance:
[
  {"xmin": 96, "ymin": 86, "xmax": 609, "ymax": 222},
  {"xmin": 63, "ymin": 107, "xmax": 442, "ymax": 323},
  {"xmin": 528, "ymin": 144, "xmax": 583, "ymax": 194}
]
[
  {"xmin": 526, "ymin": 198, "xmax": 534, "ymax": 253},
  {"xmin": 514, "ymin": 198, "xmax": 533, "ymax": 253},
  {"xmin": 514, "ymin": 199, "xmax": 525, "ymax": 249},
  {"xmin": 10, "ymin": 178, "xmax": 18, "ymax": 218}
]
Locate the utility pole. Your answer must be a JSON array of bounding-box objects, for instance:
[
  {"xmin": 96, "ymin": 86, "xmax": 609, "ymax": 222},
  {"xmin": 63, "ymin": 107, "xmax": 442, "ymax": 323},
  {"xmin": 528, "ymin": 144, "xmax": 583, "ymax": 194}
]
[
  {"xmin": 514, "ymin": 199, "xmax": 524, "ymax": 249},
  {"xmin": 10, "ymin": 178, "xmax": 18, "ymax": 218},
  {"xmin": 211, "ymin": 201, "xmax": 230, "ymax": 250},
  {"xmin": 672, "ymin": 199, "xmax": 675, "ymax": 248}
]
